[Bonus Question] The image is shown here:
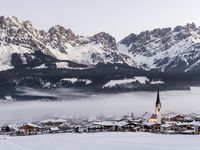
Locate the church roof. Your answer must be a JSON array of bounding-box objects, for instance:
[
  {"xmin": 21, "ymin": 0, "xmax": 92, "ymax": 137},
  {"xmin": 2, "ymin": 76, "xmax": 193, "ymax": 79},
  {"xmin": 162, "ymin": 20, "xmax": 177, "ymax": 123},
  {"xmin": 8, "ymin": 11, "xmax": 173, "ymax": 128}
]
[{"xmin": 156, "ymin": 87, "xmax": 161, "ymax": 107}]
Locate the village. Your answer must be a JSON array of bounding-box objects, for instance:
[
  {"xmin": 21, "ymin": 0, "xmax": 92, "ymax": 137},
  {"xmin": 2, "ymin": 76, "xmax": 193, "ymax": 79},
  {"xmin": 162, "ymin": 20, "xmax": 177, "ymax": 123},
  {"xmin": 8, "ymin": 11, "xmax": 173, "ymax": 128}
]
[{"xmin": 1, "ymin": 88, "xmax": 200, "ymax": 136}]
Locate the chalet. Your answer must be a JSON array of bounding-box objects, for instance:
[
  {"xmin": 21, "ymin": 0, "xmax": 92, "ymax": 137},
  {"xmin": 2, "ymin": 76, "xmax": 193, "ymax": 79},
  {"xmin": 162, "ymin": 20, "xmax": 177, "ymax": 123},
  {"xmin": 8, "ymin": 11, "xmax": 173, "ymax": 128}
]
[
  {"xmin": 19, "ymin": 123, "xmax": 42, "ymax": 135},
  {"xmin": 174, "ymin": 122, "xmax": 195, "ymax": 134},
  {"xmin": 93, "ymin": 120, "xmax": 129, "ymax": 131},
  {"xmin": 183, "ymin": 117, "xmax": 193, "ymax": 122},
  {"xmin": 74, "ymin": 125, "xmax": 85, "ymax": 133},
  {"xmin": 143, "ymin": 122, "xmax": 161, "ymax": 133},
  {"xmin": 59, "ymin": 123, "xmax": 73, "ymax": 132},
  {"xmin": 160, "ymin": 124, "xmax": 175, "ymax": 134},
  {"xmin": 122, "ymin": 122, "xmax": 142, "ymax": 132},
  {"xmin": 49, "ymin": 127, "xmax": 59, "ymax": 133},
  {"xmin": 93, "ymin": 121, "xmax": 115, "ymax": 131},
  {"xmin": 87, "ymin": 124, "xmax": 104, "ymax": 132},
  {"xmin": 163, "ymin": 114, "xmax": 185, "ymax": 122},
  {"xmin": 194, "ymin": 115, "xmax": 200, "ymax": 121},
  {"xmin": 191, "ymin": 121, "xmax": 200, "ymax": 134}
]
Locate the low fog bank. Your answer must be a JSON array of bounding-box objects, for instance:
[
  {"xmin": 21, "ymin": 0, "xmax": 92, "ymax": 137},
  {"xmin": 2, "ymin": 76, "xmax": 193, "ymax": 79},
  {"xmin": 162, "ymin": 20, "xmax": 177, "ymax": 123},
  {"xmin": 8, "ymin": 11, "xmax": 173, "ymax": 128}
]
[{"xmin": 0, "ymin": 87, "xmax": 200, "ymax": 124}]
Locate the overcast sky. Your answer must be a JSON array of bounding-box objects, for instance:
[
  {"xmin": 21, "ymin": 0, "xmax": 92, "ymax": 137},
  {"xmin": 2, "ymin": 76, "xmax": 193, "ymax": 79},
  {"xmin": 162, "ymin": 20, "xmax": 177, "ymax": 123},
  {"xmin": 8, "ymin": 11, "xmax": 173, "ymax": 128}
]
[{"xmin": 1, "ymin": 0, "xmax": 200, "ymax": 40}]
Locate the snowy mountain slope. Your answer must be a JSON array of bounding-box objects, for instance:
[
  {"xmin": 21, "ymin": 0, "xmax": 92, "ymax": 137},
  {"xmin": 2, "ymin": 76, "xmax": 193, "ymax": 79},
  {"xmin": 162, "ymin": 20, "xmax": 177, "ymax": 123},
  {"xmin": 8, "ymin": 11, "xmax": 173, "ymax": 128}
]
[
  {"xmin": 1, "ymin": 15, "xmax": 200, "ymax": 73},
  {"xmin": 0, "ymin": 16, "xmax": 137, "ymax": 70},
  {"xmin": 1, "ymin": 16, "xmax": 200, "ymax": 91},
  {"xmin": 118, "ymin": 23, "xmax": 200, "ymax": 72}
]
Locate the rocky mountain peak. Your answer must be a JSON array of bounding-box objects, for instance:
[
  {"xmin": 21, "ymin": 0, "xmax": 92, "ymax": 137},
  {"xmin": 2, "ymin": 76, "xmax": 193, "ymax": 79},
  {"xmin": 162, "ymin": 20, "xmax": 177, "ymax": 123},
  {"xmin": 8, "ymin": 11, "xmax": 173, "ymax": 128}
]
[
  {"xmin": 0, "ymin": 16, "xmax": 20, "ymax": 29},
  {"xmin": 48, "ymin": 25, "xmax": 76, "ymax": 41},
  {"xmin": 92, "ymin": 32, "xmax": 117, "ymax": 50},
  {"xmin": 151, "ymin": 27, "xmax": 172, "ymax": 38},
  {"xmin": 184, "ymin": 23, "xmax": 196, "ymax": 30},
  {"xmin": 23, "ymin": 20, "xmax": 33, "ymax": 30}
]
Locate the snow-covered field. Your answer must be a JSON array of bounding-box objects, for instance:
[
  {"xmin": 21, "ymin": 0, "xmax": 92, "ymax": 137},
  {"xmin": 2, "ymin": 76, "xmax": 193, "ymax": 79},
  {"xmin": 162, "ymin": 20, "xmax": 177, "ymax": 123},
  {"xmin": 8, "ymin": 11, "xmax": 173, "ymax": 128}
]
[{"xmin": 0, "ymin": 132, "xmax": 200, "ymax": 150}]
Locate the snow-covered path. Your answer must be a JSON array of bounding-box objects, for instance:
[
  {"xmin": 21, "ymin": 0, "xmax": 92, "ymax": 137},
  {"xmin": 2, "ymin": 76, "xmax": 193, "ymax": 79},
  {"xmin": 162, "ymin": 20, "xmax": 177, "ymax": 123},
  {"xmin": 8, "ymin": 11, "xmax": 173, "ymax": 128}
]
[{"xmin": 0, "ymin": 132, "xmax": 200, "ymax": 150}]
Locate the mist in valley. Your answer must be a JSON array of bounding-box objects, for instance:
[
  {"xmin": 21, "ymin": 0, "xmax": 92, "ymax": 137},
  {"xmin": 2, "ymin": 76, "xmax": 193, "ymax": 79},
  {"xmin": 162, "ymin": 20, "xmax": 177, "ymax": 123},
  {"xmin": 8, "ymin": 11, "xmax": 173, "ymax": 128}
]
[{"xmin": 0, "ymin": 87, "xmax": 200, "ymax": 124}]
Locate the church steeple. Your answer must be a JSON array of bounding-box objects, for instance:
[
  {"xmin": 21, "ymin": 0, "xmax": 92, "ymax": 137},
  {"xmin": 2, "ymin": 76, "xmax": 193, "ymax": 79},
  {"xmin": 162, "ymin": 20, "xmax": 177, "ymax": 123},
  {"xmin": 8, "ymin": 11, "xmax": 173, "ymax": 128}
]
[
  {"xmin": 156, "ymin": 87, "xmax": 161, "ymax": 107},
  {"xmin": 155, "ymin": 86, "xmax": 161, "ymax": 123},
  {"xmin": 147, "ymin": 86, "xmax": 162, "ymax": 123}
]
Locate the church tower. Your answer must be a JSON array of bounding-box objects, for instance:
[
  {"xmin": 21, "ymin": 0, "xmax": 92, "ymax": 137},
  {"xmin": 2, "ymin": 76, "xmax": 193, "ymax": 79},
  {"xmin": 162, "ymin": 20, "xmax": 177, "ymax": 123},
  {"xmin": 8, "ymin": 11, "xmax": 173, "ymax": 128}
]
[{"xmin": 155, "ymin": 87, "xmax": 161, "ymax": 123}]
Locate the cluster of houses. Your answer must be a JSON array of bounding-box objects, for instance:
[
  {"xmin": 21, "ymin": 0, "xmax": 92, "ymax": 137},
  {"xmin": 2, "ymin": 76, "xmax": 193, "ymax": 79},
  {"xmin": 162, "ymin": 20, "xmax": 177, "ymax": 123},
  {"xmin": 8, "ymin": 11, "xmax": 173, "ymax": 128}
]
[
  {"xmin": 1, "ymin": 88, "xmax": 200, "ymax": 136},
  {"xmin": 0, "ymin": 113, "xmax": 200, "ymax": 136}
]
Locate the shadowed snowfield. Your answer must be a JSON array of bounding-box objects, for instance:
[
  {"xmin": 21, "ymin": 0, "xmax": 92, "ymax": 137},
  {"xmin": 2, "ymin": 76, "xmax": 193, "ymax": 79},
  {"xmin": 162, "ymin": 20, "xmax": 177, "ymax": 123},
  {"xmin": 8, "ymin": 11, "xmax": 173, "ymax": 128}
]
[
  {"xmin": 0, "ymin": 87, "xmax": 200, "ymax": 123},
  {"xmin": 0, "ymin": 132, "xmax": 200, "ymax": 150}
]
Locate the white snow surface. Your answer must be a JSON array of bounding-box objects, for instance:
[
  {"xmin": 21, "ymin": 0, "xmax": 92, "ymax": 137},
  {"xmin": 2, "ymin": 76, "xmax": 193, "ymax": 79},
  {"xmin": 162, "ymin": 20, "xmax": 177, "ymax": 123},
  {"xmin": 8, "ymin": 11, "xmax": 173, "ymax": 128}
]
[
  {"xmin": 150, "ymin": 80, "xmax": 165, "ymax": 85},
  {"xmin": 0, "ymin": 43, "xmax": 31, "ymax": 71},
  {"xmin": 134, "ymin": 76, "xmax": 149, "ymax": 84},
  {"xmin": 0, "ymin": 64, "xmax": 13, "ymax": 71},
  {"xmin": 61, "ymin": 78, "xmax": 92, "ymax": 84},
  {"xmin": 103, "ymin": 76, "xmax": 149, "ymax": 88},
  {"xmin": 33, "ymin": 64, "xmax": 47, "ymax": 69},
  {"xmin": 55, "ymin": 62, "xmax": 87, "ymax": 70},
  {"xmin": 34, "ymin": 62, "xmax": 88, "ymax": 70},
  {"xmin": 55, "ymin": 62, "xmax": 69, "ymax": 69},
  {"xmin": 0, "ymin": 132, "xmax": 200, "ymax": 150},
  {"xmin": 46, "ymin": 43, "xmax": 132, "ymax": 66}
]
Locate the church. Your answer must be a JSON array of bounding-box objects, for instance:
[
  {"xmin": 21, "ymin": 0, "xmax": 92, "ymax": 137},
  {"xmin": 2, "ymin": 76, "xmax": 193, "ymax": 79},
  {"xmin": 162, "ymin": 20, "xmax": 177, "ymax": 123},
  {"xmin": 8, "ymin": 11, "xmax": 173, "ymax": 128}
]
[{"xmin": 148, "ymin": 87, "xmax": 162, "ymax": 123}]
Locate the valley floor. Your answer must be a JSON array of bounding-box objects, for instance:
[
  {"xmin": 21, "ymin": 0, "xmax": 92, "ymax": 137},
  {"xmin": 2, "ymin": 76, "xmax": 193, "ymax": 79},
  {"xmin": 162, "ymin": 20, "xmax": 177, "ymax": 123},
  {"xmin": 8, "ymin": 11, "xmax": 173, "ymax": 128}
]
[{"xmin": 0, "ymin": 132, "xmax": 200, "ymax": 150}]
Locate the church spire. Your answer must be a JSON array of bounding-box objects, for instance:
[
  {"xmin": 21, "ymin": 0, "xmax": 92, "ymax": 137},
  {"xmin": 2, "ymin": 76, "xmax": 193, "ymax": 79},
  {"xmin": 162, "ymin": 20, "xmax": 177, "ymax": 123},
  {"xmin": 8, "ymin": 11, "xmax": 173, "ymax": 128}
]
[
  {"xmin": 156, "ymin": 86, "xmax": 161, "ymax": 107},
  {"xmin": 155, "ymin": 86, "xmax": 162, "ymax": 123}
]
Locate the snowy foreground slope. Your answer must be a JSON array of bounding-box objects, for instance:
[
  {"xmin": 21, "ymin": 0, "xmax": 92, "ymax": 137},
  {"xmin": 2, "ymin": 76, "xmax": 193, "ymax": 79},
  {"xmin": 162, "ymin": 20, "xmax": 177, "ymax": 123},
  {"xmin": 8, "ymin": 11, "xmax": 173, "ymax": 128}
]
[{"xmin": 0, "ymin": 132, "xmax": 200, "ymax": 150}]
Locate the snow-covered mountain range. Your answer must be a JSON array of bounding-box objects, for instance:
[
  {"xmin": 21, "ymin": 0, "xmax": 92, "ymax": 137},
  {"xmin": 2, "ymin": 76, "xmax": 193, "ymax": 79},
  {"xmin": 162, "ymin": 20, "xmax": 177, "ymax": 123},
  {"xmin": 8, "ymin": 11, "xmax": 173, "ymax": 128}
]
[
  {"xmin": 0, "ymin": 16, "xmax": 136, "ymax": 71},
  {"xmin": 118, "ymin": 23, "xmax": 200, "ymax": 72},
  {"xmin": 1, "ymin": 16, "xmax": 200, "ymax": 93}
]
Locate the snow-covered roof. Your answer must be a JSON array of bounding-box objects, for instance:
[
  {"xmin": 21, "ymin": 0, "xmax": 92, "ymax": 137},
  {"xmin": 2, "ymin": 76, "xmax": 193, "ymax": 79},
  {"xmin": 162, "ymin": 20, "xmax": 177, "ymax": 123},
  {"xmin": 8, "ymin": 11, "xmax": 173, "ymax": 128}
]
[
  {"xmin": 189, "ymin": 121, "xmax": 200, "ymax": 126},
  {"xmin": 161, "ymin": 124, "xmax": 174, "ymax": 128},
  {"xmin": 142, "ymin": 112, "xmax": 152, "ymax": 120},
  {"xmin": 59, "ymin": 123, "xmax": 71, "ymax": 127},
  {"xmin": 41, "ymin": 119, "xmax": 67, "ymax": 124},
  {"xmin": 94, "ymin": 121, "xmax": 128, "ymax": 127},
  {"xmin": 165, "ymin": 114, "xmax": 184, "ymax": 119},
  {"xmin": 143, "ymin": 122, "xmax": 158, "ymax": 126},
  {"xmin": 114, "ymin": 121, "xmax": 129, "ymax": 127},
  {"xmin": 94, "ymin": 121, "xmax": 114, "ymax": 126},
  {"xmin": 22, "ymin": 123, "xmax": 41, "ymax": 129},
  {"xmin": 195, "ymin": 115, "xmax": 200, "ymax": 118},
  {"xmin": 50, "ymin": 127, "xmax": 59, "ymax": 131},
  {"xmin": 175, "ymin": 122, "xmax": 193, "ymax": 126}
]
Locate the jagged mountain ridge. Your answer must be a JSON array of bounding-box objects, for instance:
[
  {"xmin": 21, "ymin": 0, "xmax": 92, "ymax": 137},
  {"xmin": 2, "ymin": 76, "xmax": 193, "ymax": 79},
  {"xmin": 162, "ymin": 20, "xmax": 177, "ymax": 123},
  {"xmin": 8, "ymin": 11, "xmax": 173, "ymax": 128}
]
[
  {"xmin": 1, "ymin": 16, "xmax": 200, "ymax": 73},
  {"xmin": 1, "ymin": 16, "xmax": 200, "ymax": 93},
  {"xmin": 0, "ymin": 16, "xmax": 136, "ymax": 71},
  {"xmin": 118, "ymin": 23, "xmax": 200, "ymax": 72}
]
